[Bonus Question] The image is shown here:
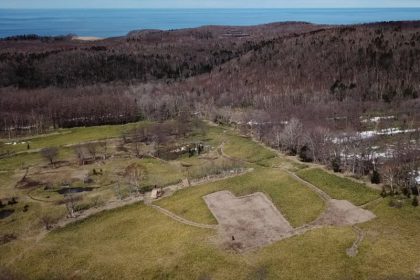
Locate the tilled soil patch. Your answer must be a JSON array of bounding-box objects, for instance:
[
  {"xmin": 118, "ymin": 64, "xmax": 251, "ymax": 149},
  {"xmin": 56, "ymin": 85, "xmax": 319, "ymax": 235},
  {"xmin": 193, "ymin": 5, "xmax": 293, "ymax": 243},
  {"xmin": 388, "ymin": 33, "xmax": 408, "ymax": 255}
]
[{"xmin": 204, "ymin": 191, "xmax": 293, "ymax": 251}]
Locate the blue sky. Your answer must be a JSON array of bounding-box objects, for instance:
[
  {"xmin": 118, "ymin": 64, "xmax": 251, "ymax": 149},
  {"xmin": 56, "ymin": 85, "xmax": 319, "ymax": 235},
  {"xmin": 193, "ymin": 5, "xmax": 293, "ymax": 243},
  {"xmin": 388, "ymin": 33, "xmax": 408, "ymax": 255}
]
[{"xmin": 2, "ymin": 0, "xmax": 420, "ymax": 9}]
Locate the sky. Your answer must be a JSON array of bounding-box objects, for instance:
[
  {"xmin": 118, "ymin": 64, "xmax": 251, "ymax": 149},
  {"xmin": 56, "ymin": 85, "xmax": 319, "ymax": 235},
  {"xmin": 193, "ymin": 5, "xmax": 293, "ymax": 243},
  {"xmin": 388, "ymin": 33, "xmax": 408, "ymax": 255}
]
[{"xmin": 2, "ymin": 0, "xmax": 420, "ymax": 9}]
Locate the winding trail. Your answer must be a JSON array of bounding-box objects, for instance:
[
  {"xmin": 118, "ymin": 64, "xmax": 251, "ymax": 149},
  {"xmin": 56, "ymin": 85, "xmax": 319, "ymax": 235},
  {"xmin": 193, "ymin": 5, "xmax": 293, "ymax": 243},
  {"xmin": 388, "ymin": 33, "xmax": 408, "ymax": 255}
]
[
  {"xmin": 5, "ymin": 125, "xmax": 380, "ymax": 263},
  {"xmin": 216, "ymin": 132, "xmax": 376, "ymax": 254},
  {"xmin": 346, "ymin": 226, "xmax": 365, "ymax": 257},
  {"xmin": 150, "ymin": 205, "xmax": 217, "ymax": 229},
  {"xmin": 360, "ymin": 196, "xmax": 383, "ymax": 208},
  {"xmin": 283, "ymin": 169, "xmax": 331, "ymax": 202}
]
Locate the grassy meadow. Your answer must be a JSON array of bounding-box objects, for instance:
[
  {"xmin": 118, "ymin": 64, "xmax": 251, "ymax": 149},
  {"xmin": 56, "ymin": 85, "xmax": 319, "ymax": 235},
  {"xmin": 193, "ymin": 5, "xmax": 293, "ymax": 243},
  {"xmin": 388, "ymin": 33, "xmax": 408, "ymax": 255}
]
[
  {"xmin": 297, "ymin": 168, "xmax": 379, "ymax": 205},
  {"xmin": 1, "ymin": 121, "xmax": 419, "ymax": 280}
]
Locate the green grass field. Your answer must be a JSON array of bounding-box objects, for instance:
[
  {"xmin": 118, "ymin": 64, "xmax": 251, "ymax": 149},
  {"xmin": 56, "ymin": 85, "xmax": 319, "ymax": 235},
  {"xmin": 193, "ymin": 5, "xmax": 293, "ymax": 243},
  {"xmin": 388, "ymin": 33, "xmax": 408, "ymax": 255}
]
[
  {"xmin": 156, "ymin": 168, "xmax": 325, "ymax": 227},
  {"xmin": 0, "ymin": 122, "xmax": 147, "ymax": 154},
  {"xmin": 297, "ymin": 168, "xmax": 379, "ymax": 205},
  {"xmin": 219, "ymin": 131, "xmax": 276, "ymax": 164},
  {"xmin": 3, "ymin": 198, "xmax": 420, "ymax": 280}
]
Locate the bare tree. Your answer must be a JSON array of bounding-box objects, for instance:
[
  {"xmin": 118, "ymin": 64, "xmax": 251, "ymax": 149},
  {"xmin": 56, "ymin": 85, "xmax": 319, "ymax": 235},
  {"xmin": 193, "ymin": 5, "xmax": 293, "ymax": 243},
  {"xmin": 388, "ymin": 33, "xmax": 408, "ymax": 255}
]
[
  {"xmin": 280, "ymin": 118, "xmax": 304, "ymax": 155},
  {"xmin": 98, "ymin": 141, "xmax": 108, "ymax": 160},
  {"xmin": 125, "ymin": 163, "xmax": 148, "ymax": 196},
  {"xmin": 40, "ymin": 147, "xmax": 59, "ymax": 167},
  {"xmin": 64, "ymin": 193, "xmax": 80, "ymax": 218},
  {"xmin": 74, "ymin": 144, "xmax": 93, "ymax": 165},
  {"xmin": 40, "ymin": 213, "xmax": 58, "ymax": 230},
  {"xmin": 86, "ymin": 142, "xmax": 98, "ymax": 161},
  {"xmin": 74, "ymin": 145, "xmax": 86, "ymax": 165},
  {"xmin": 381, "ymin": 160, "xmax": 401, "ymax": 195}
]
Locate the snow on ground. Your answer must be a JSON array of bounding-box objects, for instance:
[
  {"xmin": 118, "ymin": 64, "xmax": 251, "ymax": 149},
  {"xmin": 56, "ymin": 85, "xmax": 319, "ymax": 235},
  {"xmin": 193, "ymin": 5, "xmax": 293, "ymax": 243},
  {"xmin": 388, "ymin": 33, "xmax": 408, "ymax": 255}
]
[
  {"xmin": 332, "ymin": 128, "xmax": 418, "ymax": 143},
  {"xmin": 340, "ymin": 148, "xmax": 395, "ymax": 160},
  {"xmin": 5, "ymin": 141, "xmax": 27, "ymax": 145},
  {"xmin": 359, "ymin": 128, "xmax": 417, "ymax": 139},
  {"xmin": 361, "ymin": 116, "xmax": 395, "ymax": 123}
]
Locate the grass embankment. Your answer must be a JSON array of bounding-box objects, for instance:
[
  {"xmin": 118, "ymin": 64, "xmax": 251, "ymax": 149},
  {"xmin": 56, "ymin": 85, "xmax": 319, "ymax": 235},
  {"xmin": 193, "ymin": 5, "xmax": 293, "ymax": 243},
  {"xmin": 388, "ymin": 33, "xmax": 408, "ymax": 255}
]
[
  {"xmin": 156, "ymin": 168, "xmax": 325, "ymax": 228},
  {"xmin": 2, "ymin": 203, "xmax": 251, "ymax": 280},
  {"xmin": 5, "ymin": 198, "xmax": 420, "ymax": 280},
  {"xmin": 0, "ymin": 122, "xmax": 147, "ymax": 154},
  {"xmin": 222, "ymin": 134, "xmax": 276, "ymax": 164},
  {"xmin": 297, "ymin": 168, "xmax": 379, "ymax": 205}
]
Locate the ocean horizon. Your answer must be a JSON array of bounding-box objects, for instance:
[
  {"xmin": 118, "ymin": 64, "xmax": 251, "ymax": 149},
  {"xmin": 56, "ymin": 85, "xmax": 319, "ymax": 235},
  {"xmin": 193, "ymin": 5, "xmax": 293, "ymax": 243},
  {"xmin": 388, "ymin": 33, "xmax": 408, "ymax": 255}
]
[{"xmin": 1, "ymin": 8, "xmax": 420, "ymax": 38}]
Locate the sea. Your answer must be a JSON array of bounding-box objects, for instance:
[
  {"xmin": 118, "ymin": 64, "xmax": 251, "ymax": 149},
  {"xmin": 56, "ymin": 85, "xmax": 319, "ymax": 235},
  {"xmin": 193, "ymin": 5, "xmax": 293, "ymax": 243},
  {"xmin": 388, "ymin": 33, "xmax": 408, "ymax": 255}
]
[{"xmin": 1, "ymin": 8, "xmax": 420, "ymax": 38}]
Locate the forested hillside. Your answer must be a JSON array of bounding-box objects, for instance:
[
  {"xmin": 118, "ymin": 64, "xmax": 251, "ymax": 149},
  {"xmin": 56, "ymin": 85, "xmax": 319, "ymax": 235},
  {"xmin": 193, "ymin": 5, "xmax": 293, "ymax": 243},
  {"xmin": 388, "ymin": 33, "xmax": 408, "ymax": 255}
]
[
  {"xmin": 0, "ymin": 21, "xmax": 419, "ymax": 133},
  {"xmin": 0, "ymin": 22, "xmax": 317, "ymax": 88}
]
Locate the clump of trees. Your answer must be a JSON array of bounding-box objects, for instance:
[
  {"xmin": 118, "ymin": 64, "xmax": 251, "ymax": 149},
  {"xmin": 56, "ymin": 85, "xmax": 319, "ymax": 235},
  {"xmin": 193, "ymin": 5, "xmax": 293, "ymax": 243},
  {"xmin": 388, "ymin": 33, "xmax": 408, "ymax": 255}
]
[
  {"xmin": 125, "ymin": 163, "xmax": 148, "ymax": 195},
  {"xmin": 124, "ymin": 117, "xmax": 207, "ymax": 159},
  {"xmin": 74, "ymin": 141, "xmax": 108, "ymax": 165}
]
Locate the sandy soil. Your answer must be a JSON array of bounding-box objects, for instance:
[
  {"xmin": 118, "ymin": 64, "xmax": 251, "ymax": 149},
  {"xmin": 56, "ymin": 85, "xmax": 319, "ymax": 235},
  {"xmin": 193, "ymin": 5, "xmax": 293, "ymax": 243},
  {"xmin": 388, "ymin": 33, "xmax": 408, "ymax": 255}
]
[
  {"xmin": 72, "ymin": 36, "xmax": 103, "ymax": 41},
  {"xmin": 204, "ymin": 191, "xmax": 293, "ymax": 251},
  {"xmin": 315, "ymin": 199, "xmax": 376, "ymax": 227}
]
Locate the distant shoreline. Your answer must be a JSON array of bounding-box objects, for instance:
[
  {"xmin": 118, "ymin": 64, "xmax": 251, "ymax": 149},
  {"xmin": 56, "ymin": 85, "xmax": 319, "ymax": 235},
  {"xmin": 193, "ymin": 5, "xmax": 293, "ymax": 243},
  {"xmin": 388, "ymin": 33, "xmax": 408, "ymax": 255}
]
[
  {"xmin": 1, "ymin": 7, "xmax": 420, "ymax": 10},
  {"xmin": 1, "ymin": 8, "xmax": 420, "ymax": 38},
  {"xmin": 71, "ymin": 36, "xmax": 103, "ymax": 41}
]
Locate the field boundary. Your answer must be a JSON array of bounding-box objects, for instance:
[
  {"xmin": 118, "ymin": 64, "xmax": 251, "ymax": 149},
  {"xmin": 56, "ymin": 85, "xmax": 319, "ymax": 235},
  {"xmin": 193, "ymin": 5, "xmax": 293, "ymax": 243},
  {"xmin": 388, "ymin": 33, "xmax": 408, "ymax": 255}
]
[{"xmin": 150, "ymin": 205, "xmax": 217, "ymax": 229}]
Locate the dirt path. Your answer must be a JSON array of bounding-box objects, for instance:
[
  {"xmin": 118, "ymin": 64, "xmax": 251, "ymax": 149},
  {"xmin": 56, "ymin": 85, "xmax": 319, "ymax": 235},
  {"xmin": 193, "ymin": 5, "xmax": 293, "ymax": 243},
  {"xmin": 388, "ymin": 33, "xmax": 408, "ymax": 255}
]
[
  {"xmin": 283, "ymin": 169, "xmax": 331, "ymax": 202},
  {"xmin": 150, "ymin": 205, "xmax": 217, "ymax": 229},
  {"xmin": 5, "ymin": 164, "xmax": 252, "ymax": 267},
  {"xmin": 346, "ymin": 226, "xmax": 365, "ymax": 257},
  {"xmin": 219, "ymin": 143, "xmax": 251, "ymax": 165},
  {"xmin": 216, "ymin": 135, "xmax": 377, "ymax": 254},
  {"xmin": 219, "ymin": 139, "xmax": 331, "ymax": 203},
  {"xmin": 360, "ymin": 197, "xmax": 383, "ymax": 208},
  {"xmin": 56, "ymin": 167, "xmax": 252, "ymax": 229}
]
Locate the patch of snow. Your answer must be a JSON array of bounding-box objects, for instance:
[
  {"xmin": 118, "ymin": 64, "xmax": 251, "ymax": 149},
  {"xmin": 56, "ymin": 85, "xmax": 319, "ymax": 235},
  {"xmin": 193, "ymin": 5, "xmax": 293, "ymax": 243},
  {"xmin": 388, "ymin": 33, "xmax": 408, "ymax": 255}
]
[
  {"xmin": 361, "ymin": 115, "xmax": 395, "ymax": 123},
  {"xmin": 5, "ymin": 141, "xmax": 27, "ymax": 145},
  {"xmin": 332, "ymin": 128, "xmax": 418, "ymax": 143}
]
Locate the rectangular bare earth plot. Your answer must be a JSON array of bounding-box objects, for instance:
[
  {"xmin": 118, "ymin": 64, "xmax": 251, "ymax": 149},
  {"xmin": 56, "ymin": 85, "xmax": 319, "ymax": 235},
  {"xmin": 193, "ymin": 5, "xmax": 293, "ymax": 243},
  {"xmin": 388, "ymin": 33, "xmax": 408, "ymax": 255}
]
[{"xmin": 203, "ymin": 191, "xmax": 293, "ymax": 251}]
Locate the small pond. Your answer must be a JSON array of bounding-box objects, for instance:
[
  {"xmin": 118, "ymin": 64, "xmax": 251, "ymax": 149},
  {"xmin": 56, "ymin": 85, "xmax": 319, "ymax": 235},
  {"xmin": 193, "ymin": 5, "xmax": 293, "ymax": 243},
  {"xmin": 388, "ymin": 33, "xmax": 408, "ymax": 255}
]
[
  {"xmin": 0, "ymin": 209, "xmax": 14, "ymax": 219},
  {"xmin": 57, "ymin": 187, "xmax": 94, "ymax": 195}
]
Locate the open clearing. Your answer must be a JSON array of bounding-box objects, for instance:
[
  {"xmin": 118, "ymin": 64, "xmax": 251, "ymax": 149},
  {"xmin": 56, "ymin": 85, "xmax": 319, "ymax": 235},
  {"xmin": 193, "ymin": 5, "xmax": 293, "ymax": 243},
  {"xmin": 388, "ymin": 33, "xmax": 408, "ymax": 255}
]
[
  {"xmin": 201, "ymin": 190, "xmax": 376, "ymax": 252},
  {"xmin": 315, "ymin": 199, "xmax": 376, "ymax": 227},
  {"xmin": 204, "ymin": 191, "xmax": 293, "ymax": 250}
]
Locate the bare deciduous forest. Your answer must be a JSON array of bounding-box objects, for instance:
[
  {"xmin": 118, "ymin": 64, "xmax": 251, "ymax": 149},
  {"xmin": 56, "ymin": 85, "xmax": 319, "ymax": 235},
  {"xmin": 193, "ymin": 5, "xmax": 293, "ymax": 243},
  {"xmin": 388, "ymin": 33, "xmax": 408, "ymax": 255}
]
[{"xmin": 0, "ymin": 21, "xmax": 419, "ymax": 193}]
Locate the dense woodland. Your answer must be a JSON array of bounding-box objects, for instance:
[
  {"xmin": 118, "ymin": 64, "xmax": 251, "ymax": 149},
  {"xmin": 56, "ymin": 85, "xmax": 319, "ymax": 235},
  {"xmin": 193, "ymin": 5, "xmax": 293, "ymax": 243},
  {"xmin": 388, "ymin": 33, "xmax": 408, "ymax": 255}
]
[{"xmin": 0, "ymin": 21, "xmax": 419, "ymax": 194}]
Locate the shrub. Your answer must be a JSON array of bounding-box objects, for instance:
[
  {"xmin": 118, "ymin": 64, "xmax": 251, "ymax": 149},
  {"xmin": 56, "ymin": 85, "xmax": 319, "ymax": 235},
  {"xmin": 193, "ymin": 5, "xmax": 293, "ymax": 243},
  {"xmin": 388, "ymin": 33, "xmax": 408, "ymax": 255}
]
[
  {"xmin": 140, "ymin": 185, "xmax": 154, "ymax": 194},
  {"xmin": 298, "ymin": 145, "xmax": 313, "ymax": 163},
  {"xmin": 371, "ymin": 170, "xmax": 381, "ymax": 184},
  {"xmin": 412, "ymin": 196, "xmax": 419, "ymax": 207},
  {"xmin": 40, "ymin": 214, "xmax": 59, "ymax": 230},
  {"xmin": 331, "ymin": 156, "xmax": 341, "ymax": 173},
  {"xmin": 90, "ymin": 196, "xmax": 105, "ymax": 208},
  {"xmin": 8, "ymin": 197, "xmax": 18, "ymax": 205},
  {"xmin": 389, "ymin": 199, "xmax": 403, "ymax": 208},
  {"xmin": 380, "ymin": 186, "xmax": 388, "ymax": 197},
  {"xmin": 0, "ymin": 233, "xmax": 17, "ymax": 245}
]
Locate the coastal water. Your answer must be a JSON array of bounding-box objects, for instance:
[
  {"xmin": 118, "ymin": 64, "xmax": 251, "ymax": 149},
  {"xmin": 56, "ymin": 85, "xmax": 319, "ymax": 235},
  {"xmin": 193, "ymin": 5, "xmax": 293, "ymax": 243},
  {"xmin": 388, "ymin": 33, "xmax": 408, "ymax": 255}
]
[{"xmin": 1, "ymin": 8, "xmax": 420, "ymax": 38}]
